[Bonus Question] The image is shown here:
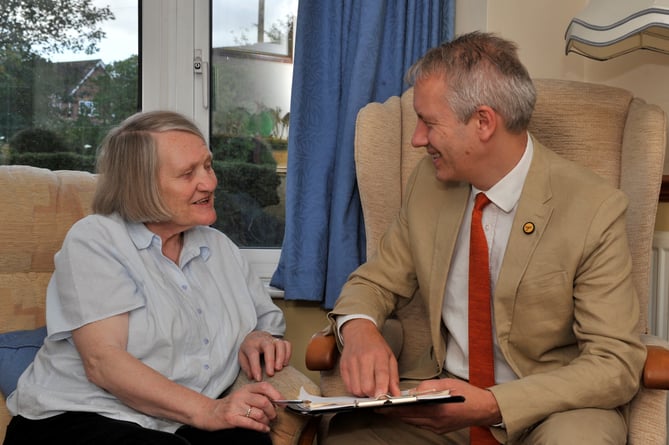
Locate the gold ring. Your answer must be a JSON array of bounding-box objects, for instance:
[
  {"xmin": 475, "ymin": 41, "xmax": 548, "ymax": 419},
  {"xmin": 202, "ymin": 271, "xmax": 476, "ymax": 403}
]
[{"xmin": 245, "ymin": 407, "xmax": 252, "ymax": 418}]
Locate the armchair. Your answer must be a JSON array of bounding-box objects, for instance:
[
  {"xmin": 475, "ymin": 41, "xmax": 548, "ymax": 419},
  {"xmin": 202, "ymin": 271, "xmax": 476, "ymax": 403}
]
[
  {"xmin": 306, "ymin": 79, "xmax": 669, "ymax": 443},
  {"xmin": 0, "ymin": 165, "xmax": 319, "ymax": 445}
]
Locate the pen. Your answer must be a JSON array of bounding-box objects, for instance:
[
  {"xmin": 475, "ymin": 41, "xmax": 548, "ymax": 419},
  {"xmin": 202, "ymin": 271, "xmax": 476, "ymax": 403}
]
[{"xmin": 271, "ymin": 399, "xmax": 310, "ymax": 406}]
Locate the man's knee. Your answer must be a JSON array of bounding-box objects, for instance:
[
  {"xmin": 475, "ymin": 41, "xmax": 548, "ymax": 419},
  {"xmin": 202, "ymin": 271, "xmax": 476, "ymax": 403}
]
[
  {"xmin": 322, "ymin": 412, "xmax": 385, "ymax": 445},
  {"xmin": 519, "ymin": 408, "xmax": 626, "ymax": 445},
  {"xmin": 323, "ymin": 411, "xmax": 466, "ymax": 445}
]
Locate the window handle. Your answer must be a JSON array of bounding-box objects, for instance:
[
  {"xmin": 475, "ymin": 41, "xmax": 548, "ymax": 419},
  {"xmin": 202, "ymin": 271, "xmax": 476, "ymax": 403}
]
[{"xmin": 194, "ymin": 49, "xmax": 209, "ymax": 110}]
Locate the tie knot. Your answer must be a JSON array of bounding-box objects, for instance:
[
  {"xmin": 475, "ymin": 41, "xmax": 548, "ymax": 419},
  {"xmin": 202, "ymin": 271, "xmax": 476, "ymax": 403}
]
[{"xmin": 474, "ymin": 193, "xmax": 491, "ymax": 212}]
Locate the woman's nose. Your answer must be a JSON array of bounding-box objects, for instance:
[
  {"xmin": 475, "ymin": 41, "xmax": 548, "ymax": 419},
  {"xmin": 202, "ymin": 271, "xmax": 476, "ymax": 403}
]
[{"xmin": 199, "ymin": 169, "xmax": 217, "ymax": 191}]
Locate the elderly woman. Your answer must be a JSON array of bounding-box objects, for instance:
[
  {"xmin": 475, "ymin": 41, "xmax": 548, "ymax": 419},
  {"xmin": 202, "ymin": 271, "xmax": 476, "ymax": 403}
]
[{"xmin": 5, "ymin": 111, "xmax": 291, "ymax": 445}]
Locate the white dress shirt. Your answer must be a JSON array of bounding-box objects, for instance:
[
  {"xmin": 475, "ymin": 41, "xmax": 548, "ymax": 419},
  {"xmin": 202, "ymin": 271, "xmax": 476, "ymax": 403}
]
[{"xmin": 444, "ymin": 136, "xmax": 533, "ymax": 384}]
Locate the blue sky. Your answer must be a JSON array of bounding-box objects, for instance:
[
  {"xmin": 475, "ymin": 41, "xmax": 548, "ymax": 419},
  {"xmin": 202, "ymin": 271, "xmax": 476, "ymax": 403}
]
[{"xmin": 48, "ymin": 0, "xmax": 138, "ymax": 64}]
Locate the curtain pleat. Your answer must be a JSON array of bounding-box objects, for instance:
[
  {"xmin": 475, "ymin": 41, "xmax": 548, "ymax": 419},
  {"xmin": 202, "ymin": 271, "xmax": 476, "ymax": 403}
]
[{"xmin": 271, "ymin": 0, "xmax": 455, "ymax": 308}]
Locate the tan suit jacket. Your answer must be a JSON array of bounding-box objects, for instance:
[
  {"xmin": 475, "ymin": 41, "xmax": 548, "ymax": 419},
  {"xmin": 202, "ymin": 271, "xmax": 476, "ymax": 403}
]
[{"xmin": 330, "ymin": 139, "xmax": 646, "ymax": 441}]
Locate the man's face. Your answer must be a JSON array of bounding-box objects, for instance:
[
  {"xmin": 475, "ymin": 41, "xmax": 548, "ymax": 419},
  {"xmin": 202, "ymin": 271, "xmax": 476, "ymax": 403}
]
[{"xmin": 411, "ymin": 75, "xmax": 480, "ymax": 184}]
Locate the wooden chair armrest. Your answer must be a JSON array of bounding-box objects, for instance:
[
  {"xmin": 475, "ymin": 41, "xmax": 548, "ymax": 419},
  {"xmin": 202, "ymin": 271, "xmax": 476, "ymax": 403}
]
[
  {"xmin": 643, "ymin": 345, "xmax": 669, "ymax": 389},
  {"xmin": 305, "ymin": 331, "xmax": 338, "ymax": 371}
]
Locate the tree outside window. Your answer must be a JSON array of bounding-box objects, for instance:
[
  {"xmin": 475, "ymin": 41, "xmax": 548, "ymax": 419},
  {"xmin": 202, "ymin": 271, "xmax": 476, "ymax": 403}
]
[{"xmin": 0, "ymin": 0, "xmax": 138, "ymax": 169}]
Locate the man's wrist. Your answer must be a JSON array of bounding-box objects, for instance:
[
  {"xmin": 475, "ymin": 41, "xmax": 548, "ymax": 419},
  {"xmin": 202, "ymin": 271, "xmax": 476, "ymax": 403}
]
[
  {"xmin": 485, "ymin": 389, "xmax": 504, "ymax": 429},
  {"xmin": 336, "ymin": 315, "xmax": 377, "ymax": 345}
]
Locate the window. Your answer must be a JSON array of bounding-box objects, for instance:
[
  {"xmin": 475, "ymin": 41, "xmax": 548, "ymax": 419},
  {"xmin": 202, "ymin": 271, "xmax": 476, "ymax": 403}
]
[
  {"xmin": 0, "ymin": 0, "xmax": 139, "ymax": 168},
  {"xmin": 209, "ymin": 0, "xmax": 297, "ymax": 249},
  {"xmin": 78, "ymin": 101, "xmax": 97, "ymax": 117},
  {"xmin": 1, "ymin": 0, "xmax": 295, "ymax": 283}
]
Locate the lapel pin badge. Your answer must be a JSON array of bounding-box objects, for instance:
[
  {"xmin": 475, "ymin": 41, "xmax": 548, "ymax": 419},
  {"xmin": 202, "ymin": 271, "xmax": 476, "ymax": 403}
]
[{"xmin": 523, "ymin": 222, "xmax": 535, "ymax": 235}]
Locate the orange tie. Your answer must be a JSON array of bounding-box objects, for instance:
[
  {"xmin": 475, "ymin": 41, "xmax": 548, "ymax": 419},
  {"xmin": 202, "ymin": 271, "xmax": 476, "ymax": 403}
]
[{"xmin": 468, "ymin": 193, "xmax": 497, "ymax": 445}]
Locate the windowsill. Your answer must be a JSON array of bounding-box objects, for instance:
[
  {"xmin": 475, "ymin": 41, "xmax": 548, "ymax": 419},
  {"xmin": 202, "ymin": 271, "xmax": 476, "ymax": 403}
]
[
  {"xmin": 241, "ymin": 248, "xmax": 284, "ymax": 299},
  {"xmin": 263, "ymin": 279, "xmax": 285, "ymax": 299}
]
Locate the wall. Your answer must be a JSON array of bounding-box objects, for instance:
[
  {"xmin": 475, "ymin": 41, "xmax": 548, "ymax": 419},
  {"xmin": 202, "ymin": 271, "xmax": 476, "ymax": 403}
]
[
  {"xmin": 274, "ymin": 299, "xmax": 328, "ymax": 383},
  {"xmin": 456, "ymin": 0, "xmax": 669, "ymax": 229}
]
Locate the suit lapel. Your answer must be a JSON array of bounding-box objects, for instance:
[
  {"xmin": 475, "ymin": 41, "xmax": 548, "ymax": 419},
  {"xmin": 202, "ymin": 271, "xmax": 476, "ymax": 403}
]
[
  {"xmin": 428, "ymin": 183, "xmax": 469, "ymax": 357},
  {"xmin": 494, "ymin": 141, "xmax": 554, "ymax": 346}
]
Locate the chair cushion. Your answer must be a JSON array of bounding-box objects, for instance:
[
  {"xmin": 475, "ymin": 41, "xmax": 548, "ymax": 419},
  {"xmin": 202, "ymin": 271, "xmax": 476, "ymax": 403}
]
[{"xmin": 0, "ymin": 327, "xmax": 46, "ymax": 397}]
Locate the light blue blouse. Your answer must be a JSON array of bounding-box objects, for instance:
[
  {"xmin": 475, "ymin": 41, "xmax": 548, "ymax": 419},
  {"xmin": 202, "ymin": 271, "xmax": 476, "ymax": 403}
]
[{"xmin": 7, "ymin": 213, "xmax": 285, "ymax": 432}]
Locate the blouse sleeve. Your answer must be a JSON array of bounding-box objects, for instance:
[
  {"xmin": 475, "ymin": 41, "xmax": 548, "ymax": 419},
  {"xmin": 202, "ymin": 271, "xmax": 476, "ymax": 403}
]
[
  {"xmin": 47, "ymin": 215, "xmax": 145, "ymax": 341},
  {"xmin": 217, "ymin": 233, "xmax": 286, "ymax": 337}
]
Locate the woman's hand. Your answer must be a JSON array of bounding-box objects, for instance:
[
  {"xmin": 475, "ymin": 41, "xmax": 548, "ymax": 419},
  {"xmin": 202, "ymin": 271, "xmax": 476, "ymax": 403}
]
[
  {"xmin": 198, "ymin": 382, "xmax": 282, "ymax": 433},
  {"xmin": 73, "ymin": 316, "xmax": 287, "ymax": 432},
  {"xmin": 238, "ymin": 331, "xmax": 292, "ymax": 381}
]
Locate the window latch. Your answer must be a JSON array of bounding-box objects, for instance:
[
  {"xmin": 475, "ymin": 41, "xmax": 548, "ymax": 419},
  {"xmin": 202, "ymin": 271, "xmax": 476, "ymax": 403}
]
[{"xmin": 193, "ymin": 49, "xmax": 209, "ymax": 109}]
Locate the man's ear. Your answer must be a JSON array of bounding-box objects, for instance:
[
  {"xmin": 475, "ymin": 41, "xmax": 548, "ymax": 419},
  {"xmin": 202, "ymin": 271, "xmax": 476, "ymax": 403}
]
[{"xmin": 473, "ymin": 106, "xmax": 497, "ymax": 142}]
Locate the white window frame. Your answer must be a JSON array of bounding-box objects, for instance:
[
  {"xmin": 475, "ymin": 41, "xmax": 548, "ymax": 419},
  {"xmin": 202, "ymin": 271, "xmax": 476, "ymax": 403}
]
[{"xmin": 142, "ymin": 0, "xmax": 283, "ymax": 292}]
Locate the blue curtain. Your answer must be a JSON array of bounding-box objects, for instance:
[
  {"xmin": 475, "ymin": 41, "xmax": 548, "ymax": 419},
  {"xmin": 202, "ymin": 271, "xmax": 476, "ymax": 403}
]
[{"xmin": 271, "ymin": 1, "xmax": 455, "ymax": 309}]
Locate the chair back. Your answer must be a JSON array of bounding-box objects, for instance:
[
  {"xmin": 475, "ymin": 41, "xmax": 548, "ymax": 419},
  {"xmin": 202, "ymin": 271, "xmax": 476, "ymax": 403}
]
[{"xmin": 354, "ymin": 79, "xmax": 666, "ymax": 347}]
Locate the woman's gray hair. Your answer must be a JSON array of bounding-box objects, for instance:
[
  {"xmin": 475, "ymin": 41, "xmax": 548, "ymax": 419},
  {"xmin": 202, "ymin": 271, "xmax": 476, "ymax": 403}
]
[
  {"xmin": 406, "ymin": 31, "xmax": 536, "ymax": 133},
  {"xmin": 92, "ymin": 110, "xmax": 206, "ymax": 222}
]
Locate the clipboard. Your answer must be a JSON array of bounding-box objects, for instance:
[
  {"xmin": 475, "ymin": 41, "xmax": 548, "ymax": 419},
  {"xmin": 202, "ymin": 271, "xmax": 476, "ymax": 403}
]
[{"xmin": 277, "ymin": 386, "xmax": 465, "ymax": 415}]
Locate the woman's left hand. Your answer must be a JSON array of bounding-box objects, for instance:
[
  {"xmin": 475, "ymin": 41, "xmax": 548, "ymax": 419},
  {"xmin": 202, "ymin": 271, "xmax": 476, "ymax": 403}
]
[{"xmin": 238, "ymin": 331, "xmax": 292, "ymax": 381}]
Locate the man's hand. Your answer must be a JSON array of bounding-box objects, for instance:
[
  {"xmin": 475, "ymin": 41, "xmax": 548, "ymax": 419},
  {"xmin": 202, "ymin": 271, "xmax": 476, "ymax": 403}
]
[
  {"xmin": 339, "ymin": 319, "xmax": 401, "ymax": 397},
  {"xmin": 382, "ymin": 379, "xmax": 502, "ymax": 434}
]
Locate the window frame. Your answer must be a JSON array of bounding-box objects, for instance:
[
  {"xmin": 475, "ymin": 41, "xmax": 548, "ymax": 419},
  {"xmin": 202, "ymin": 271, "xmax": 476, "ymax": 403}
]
[{"xmin": 142, "ymin": 0, "xmax": 284, "ymax": 290}]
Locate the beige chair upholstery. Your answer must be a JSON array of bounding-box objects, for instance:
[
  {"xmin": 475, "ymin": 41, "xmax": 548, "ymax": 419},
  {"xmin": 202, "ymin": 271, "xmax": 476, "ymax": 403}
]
[
  {"xmin": 0, "ymin": 165, "xmax": 319, "ymax": 445},
  {"xmin": 309, "ymin": 79, "xmax": 669, "ymax": 443}
]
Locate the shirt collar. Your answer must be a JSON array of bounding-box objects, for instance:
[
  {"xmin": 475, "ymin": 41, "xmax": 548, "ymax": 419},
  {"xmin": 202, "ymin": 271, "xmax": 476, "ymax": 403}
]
[
  {"xmin": 472, "ymin": 133, "xmax": 534, "ymax": 213},
  {"xmin": 127, "ymin": 221, "xmax": 154, "ymax": 250},
  {"xmin": 127, "ymin": 221, "xmax": 211, "ymax": 263}
]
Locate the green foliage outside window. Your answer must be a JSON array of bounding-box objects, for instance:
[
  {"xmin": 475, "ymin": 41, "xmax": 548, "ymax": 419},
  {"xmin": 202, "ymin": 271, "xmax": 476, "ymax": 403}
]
[
  {"xmin": 9, "ymin": 152, "xmax": 96, "ymax": 172},
  {"xmin": 209, "ymin": 135, "xmax": 283, "ymax": 246},
  {"xmin": 9, "ymin": 128, "xmax": 67, "ymax": 153}
]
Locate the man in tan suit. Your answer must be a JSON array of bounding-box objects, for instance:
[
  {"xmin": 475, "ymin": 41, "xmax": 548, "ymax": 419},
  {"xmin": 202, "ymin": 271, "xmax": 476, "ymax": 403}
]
[{"xmin": 325, "ymin": 32, "xmax": 645, "ymax": 444}]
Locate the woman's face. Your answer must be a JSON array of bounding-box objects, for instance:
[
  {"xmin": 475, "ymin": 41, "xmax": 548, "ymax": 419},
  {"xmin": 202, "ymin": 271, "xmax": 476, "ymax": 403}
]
[{"xmin": 152, "ymin": 130, "xmax": 218, "ymax": 233}]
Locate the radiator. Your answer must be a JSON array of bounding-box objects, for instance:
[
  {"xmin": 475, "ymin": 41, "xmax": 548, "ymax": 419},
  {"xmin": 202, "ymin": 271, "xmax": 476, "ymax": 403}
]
[{"xmin": 650, "ymin": 231, "xmax": 669, "ymax": 341}]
